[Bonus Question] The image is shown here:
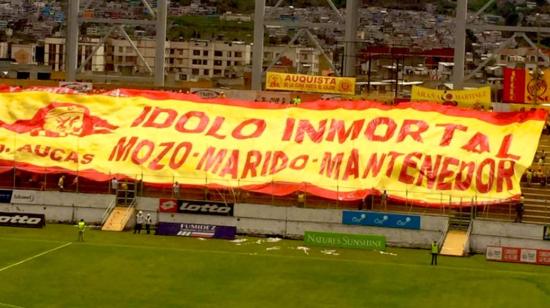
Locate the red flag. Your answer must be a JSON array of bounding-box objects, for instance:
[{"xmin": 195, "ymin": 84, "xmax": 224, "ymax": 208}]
[{"xmin": 503, "ymin": 68, "xmax": 526, "ymax": 103}]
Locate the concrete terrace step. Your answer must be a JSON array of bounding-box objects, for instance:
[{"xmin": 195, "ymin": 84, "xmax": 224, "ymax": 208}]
[
  {"xmin": 102, "ymin": 207, "xmax": 135, "ymax": 232},
  {"xmin": 524, "ymin": 211, "xmax": 550, "ymax": 217},
  {"xmin": 522, "ymin": 185, "xmax": 550, "ymax": 190},
  {"xmin": 521, "ymin": 188, "xmax": 550, "ymax": 194},
  {"xmin": 478, "ymin": 214, "xmax": 513, "ymax": 221},
  {"xmin": 523, "ymin": 196, "xmax": 550, "ymax": 202},
  {"xmin": 524, "ymin": 206, "xmax": 550, "ymax": 211},
  {"xmin": 523, "ymin": 216, "xmax": 550, "ymax": 220},
  {"xmin": 525, "ymin": 201, "xmax": 550, "ymax": 205},
  {"xmin": 523, "ymin": 211, "xmax": 550, "ymax": 217},
  {"xmin": 522, "ymin": 218, "xmax": 550, "ymax": 224},
  {"xmin": 524, "ymin": 203, "xmax": 550, "ymax": 208},
  {"xmin": 523, "ymin": 194, "xmax": 550, "ymax": 199},
  {"xmin": 522, "ymin": 187, "xmax": 550, "ymax": 192},
  {"xmin": 524, "ymin": 203, "xmax": 550, "ymax": 209},
  {"xmin": 477, "ymin": 217, "xmax": 514, "ymax": 223},
  {"xmin": 525, "ymin": 202, "xmax": 549, "ymax": 206},
  {"xmin": 523, "ymin": 219, "xmax": 550, "ymax": 224},
  {"xmin": 524, "ymin": 199, "xmax": 550, "ymax": 204},
  {"xmin": 523, "ymin": 213, "xmax": 550, "ymax": 218},
  {"xmin": 441, "ymin": 230, "xmax": 468, "ymax": 256},
  {"xmin": 523, "ymin": 191, "xmax": 550, "ymax": 196}
]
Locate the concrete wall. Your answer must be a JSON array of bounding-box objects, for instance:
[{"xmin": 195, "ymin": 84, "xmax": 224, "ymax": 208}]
[
  {"xmin": 0, "ymin": 191, "xmax": 448, "ymax": 249},
  {"xmin": 23, "ymin": 190, "xmax": 550, "ymax": 252},
  {"xmin": 157, "ymin": 203, "xmax": 447, "ymax": 248},
  {"xmin": 470, "ymin": 220, "xmax": 550, "ymax": 252},
  {"xmin": 0, "ymin": 191, "xmax": 114, "ymax": 224}
]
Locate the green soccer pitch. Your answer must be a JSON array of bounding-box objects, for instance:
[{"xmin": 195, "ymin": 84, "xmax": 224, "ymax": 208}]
[{"xmin": 1, "ymin": 224, "xmax": 549, "ymax": 308}]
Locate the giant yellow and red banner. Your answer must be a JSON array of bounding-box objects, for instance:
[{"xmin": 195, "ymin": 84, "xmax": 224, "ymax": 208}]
[
  {"xmin": 0, "ymin": 89, "xmax": 545, "ymax": 206},
  {"xmin": 265, "ymin": 72, "xmax": 356, "ymax": 95}
]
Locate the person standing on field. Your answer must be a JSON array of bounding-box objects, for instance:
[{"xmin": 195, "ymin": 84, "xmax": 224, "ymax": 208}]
[
  {"xmin": 77, "ymin": 219, "xmax": 86, "ymax": 242},
  {"xmin": 431, "ymin": 241, "xmax": 439, "ymax": 266},
  {"xmin": 145, "ymin": 213, "xmax": 152, "ymax": 234},
  {"xmin": 134, "ymin": 211, "xmax": 144, "ymax": 234}
]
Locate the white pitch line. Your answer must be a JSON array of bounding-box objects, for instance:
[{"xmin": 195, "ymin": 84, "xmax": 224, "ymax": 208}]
[
  {"xmin": 3, "ymin": 238, "xmax": 550, "ymax": 278},
  {"xmin": 0, "ymin": 242, "xmax": 72, "ymax": 273},
  {"xmin": 0, "ymin": 237, "xmax": 66, "ymax": 244},
  {"xmin": 0, "ymin": 302, "xmax": 25, "ymax": 308}
]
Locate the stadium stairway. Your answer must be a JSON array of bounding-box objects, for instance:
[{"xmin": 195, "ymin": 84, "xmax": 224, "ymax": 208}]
[
  {"xmin": 440, "ymin": 209, "xmax": 471, "ymax": 257},
  {"xmin": 102, "ymin": 207, "xmax": 135, "ymax": 231},
  {"xmin": 440, "ymin": 230, "xmax": 468, "ymax": 256},
  {"xmin": 102, "ymin": 180, "xmax": 138, "ymax": 231},
  {"xmin": 521, "ymin": 186, "xmax": 550, "ymax": 224},
  {"xmin": 520, "ymin": 133, "xmax": 550, "ymax": 224}
]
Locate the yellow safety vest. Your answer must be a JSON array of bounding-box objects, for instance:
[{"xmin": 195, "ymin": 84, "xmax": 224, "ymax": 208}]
[
  {"xmin": 78, "ymin": 221, "xmax": 85, "ymax": 231},
  {"xmin": 431, "ymin": 242, "xmax": 438, "ymax": 254}
]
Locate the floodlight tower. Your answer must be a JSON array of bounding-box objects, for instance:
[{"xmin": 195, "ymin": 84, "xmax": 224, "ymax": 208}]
[
  {"xmin": 66, "ymin": 0, "xmax": 168, "ymax": 87},
  {"xmin": 453, "ymin": 0, "xmax": 550, "ymax": 90},
  {"xmin": 251, "ymin": 0, "xmax": 359, "ymax": 90}
]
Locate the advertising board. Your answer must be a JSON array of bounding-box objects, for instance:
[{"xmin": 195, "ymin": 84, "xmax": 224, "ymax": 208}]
[
  {"xmin": 304, "ymin": 231, "xmax": 385, "ymax": 250},
  {"xmin": 342, "ymin": 211, "xmax": 421, "ymax": 230}
]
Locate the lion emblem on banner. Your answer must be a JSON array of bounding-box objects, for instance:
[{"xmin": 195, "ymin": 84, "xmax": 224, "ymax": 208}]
[
  {"xmin": 527, "ymin": 78, "xmax": 548, "ymax": 103},
  {"xmin": 0, "ymin": 102, "xmax": 118, "ymax": 137}
]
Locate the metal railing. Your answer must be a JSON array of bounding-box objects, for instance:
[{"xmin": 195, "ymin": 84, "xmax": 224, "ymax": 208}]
[
  {"xmin": 1, "ymin": 166, "xmax": 546, "ymax": 223},
  {"xmin": 100, "ymin": 197, "xmax": 117, "ymax": 226},
  {"xmin": 463, "ymin": 221, "xmax": 474, "ymax": 256},
  {"xmin": 121, "ymin": 198, "xmax": 137, "ymax": 230}
]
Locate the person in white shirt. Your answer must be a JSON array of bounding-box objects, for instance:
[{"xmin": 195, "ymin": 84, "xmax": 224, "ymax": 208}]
[
  {"xmin": 111, "ymin": 177, "xmax": 118, "ymax": 194},
  {"xmin": 145, "ymin": 213, "xmax": 153, "ymax": 234},
  {"xmin": 134, "ymin": 211, "xmax": 144, "ymax": 234}
]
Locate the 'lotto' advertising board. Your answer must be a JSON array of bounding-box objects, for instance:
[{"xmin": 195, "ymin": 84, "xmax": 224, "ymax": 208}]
[
  {"xmin": 158, "ymin": 199, "xmax": 233, "ymax": 216},
  {"xmin": 0, "ymin": 211, "xmax": 45, "ymax": 228},
  {"xmin": 342, "ymin": 211, "xmax": 421, "ymax": 230}
]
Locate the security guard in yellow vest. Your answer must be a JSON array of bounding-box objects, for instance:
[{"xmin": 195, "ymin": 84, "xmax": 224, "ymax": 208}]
[
  {"xmin": 431, "ymin": 241, "xmax": 439, "ymax": 265},
  {"xmin": 77, "ymin": 219, "xmax": 86, "ymax": 242}
]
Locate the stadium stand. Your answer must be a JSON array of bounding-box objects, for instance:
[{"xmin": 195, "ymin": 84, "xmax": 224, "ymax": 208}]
[{"xmin": 520, "ymin": 133, "xmax": 550, "ymax": 224}]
